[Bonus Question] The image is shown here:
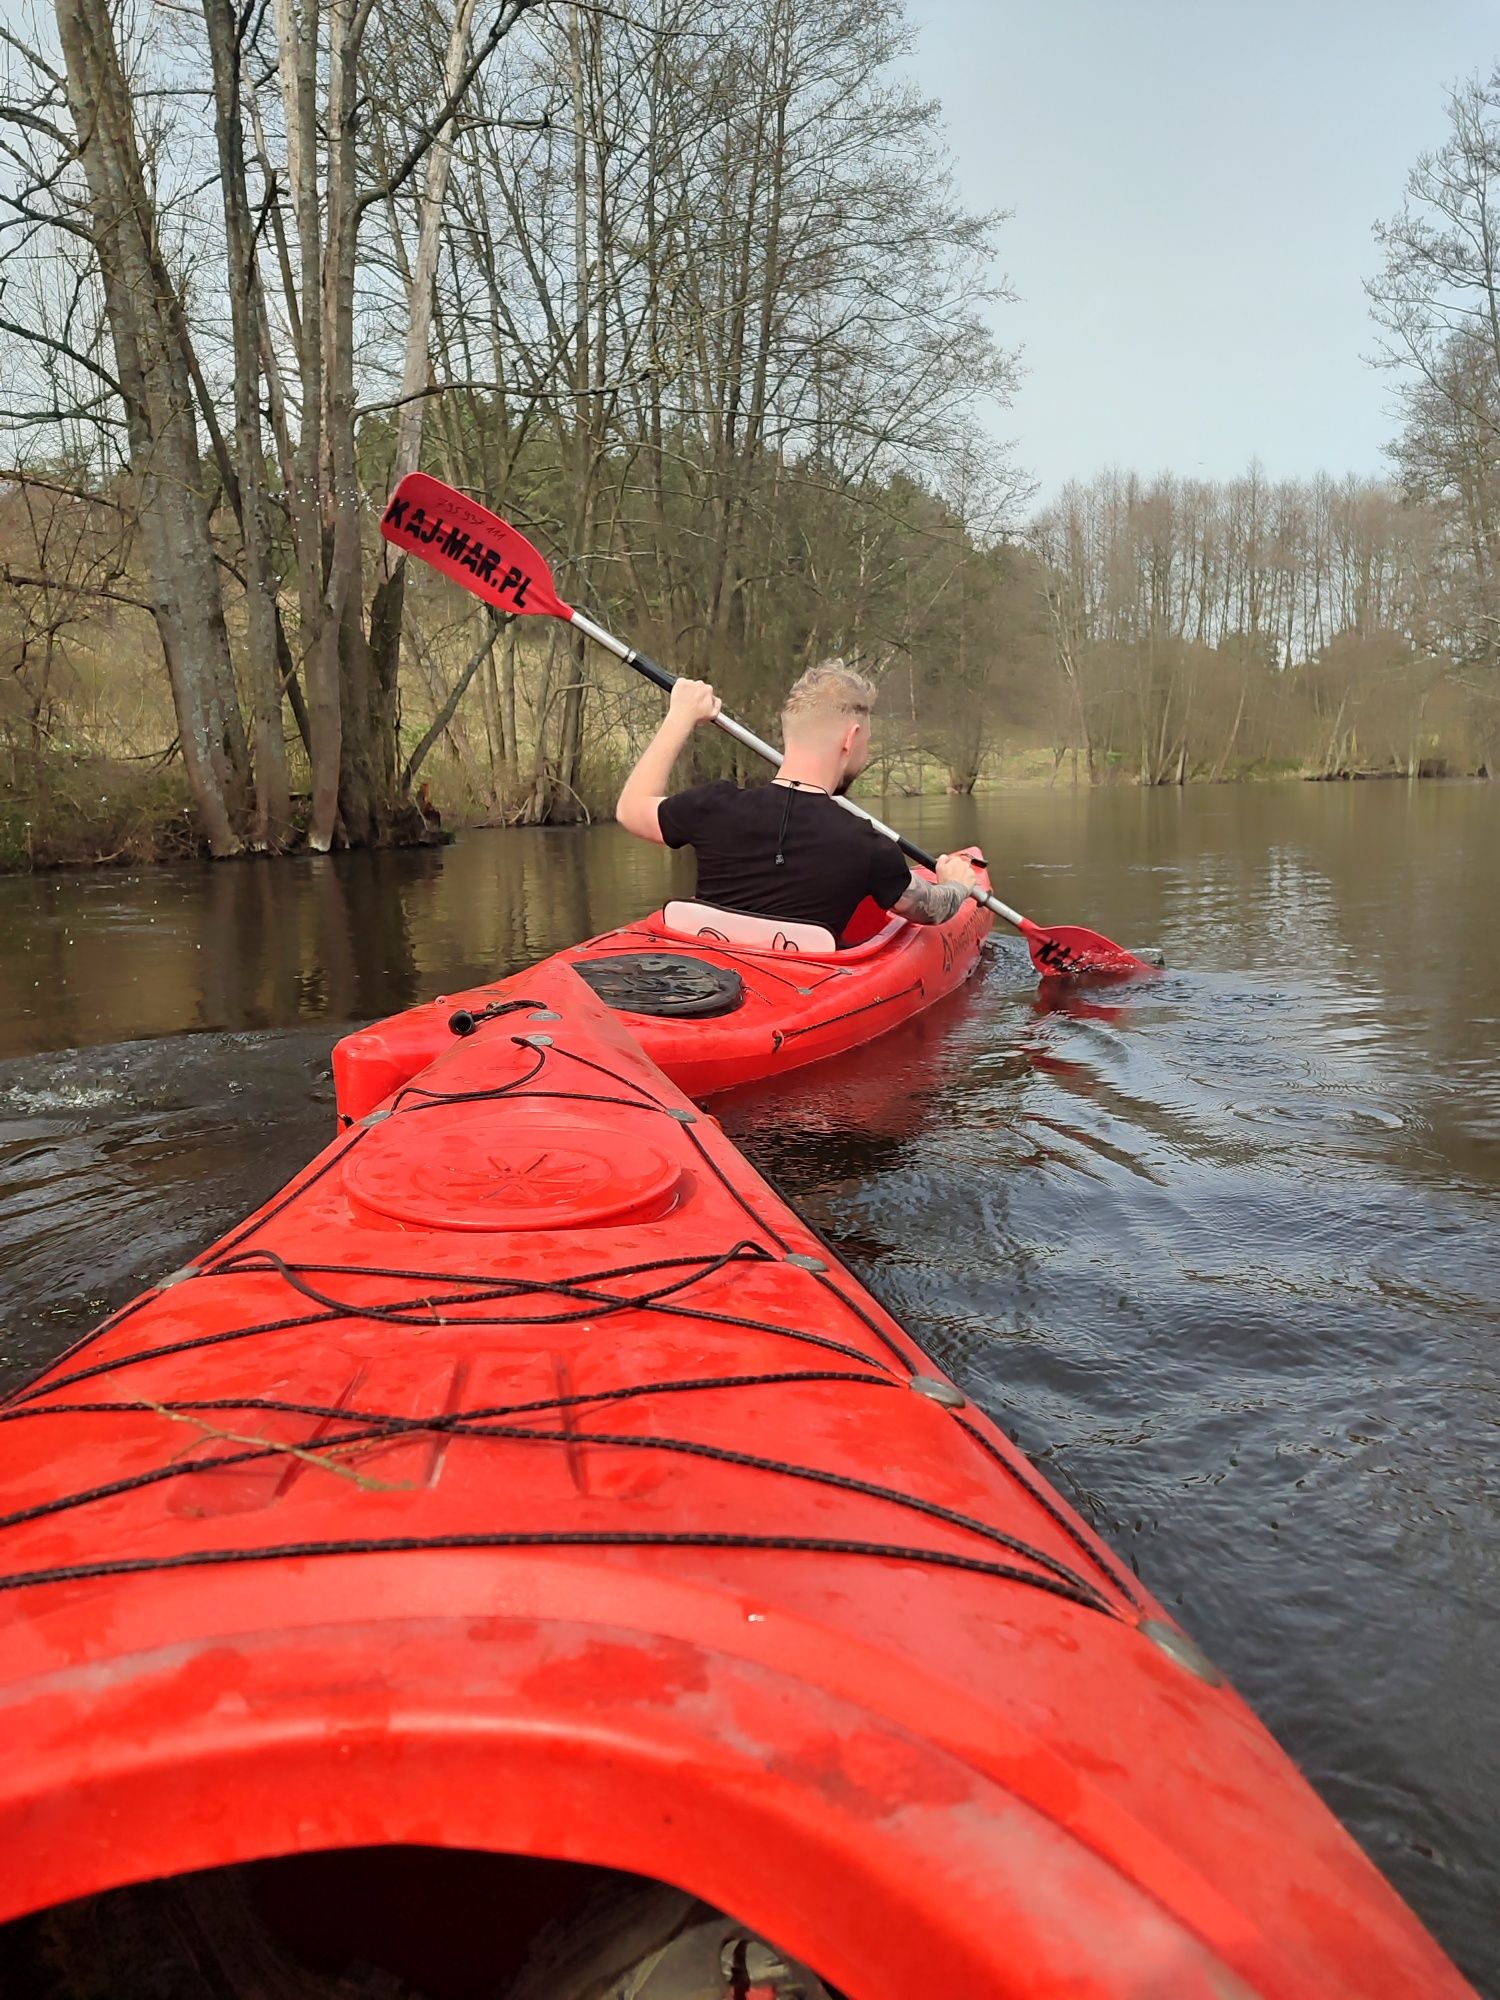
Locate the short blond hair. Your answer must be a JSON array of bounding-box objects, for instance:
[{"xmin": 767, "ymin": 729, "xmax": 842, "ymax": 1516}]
[{"xmin": 782, "ymin": 657, "xmax": 878, "ymax": 733}]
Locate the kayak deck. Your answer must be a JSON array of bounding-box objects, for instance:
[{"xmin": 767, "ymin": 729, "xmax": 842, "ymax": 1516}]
[{"xmin": 0, "ymin": 963, "xmax": 1471, "ymax": 1999}]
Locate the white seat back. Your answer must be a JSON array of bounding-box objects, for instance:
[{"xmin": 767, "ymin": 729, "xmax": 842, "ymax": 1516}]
[{"xmin": 662, "ymin": 899, "xmax": 837, "ymax": 955}]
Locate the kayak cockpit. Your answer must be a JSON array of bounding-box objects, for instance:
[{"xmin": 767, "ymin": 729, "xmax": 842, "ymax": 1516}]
[{"xmin": 0, "ymin": 1850, "xmax": 839, "ymax": 1999}]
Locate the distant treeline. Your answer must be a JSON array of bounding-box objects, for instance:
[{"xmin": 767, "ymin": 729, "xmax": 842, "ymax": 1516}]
[
  {"xmin": 0, "ymin": 8, "xmax": 1495, "ymax": 868},
  {"xmin": 1028, "ymin": 467, "xmax": 1495, "ymax": 786}
]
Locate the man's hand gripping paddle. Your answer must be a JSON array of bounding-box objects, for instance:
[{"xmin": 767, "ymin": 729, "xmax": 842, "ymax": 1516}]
[{"xmin": 379, "ymin": 472, "xmax": 1158, "ymax": 980}]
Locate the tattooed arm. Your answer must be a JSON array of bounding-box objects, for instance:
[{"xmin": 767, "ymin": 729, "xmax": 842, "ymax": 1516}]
[
  {"xmin": 893, "ymin": 876, "xmax": 968, "ymax": 925},
  {"xmin": 891, "ymin": 852, "xmax": 980, "ymax": 925}
]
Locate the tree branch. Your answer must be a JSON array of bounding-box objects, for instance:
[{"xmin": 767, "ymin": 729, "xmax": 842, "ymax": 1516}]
[
  {"xmin": 402, "ymin": 611, "xmax": 504, "ymax": 788},
  {"xmin": 354, "ymin": 0, "xmax": 554, "ymax": 219},
  {"xmin": 2, "ymin": 567, "xmax": 153, "ymax": 611},
  {"xmin": 0, "ymin": 315, "xmax": 123, "ymax": 396}
]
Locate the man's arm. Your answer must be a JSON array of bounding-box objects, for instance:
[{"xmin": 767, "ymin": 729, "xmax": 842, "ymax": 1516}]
[
  {"xmin": 615, "ymin": 678, "xmax": 722, "ymax": 842},
  {"xmin": 892, "ymin": 852, "xmax": 980, "ymax": 925}
]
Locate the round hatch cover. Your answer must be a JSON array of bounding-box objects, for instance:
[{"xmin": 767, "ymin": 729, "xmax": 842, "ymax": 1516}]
[
  {"xmin": 574, "ymin": 952, "xmax": 745, "ymax": 1019},
  {"xmin": 344, "ymin": 1108, "xmax": 683, "ymax": 1230}
]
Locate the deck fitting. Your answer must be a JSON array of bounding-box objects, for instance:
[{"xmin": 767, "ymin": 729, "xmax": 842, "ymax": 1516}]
[
  {"xmin": 908, "ymin": 1374, "xmax": 967, "ymax": 1410},
  {"xmin": 1139, "ymin": 1618, "xmax": 1223, "ymax": 1685}
]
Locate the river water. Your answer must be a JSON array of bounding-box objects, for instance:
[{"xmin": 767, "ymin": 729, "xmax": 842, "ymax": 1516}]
[{"xmin": 0, "ymin": 780, "xmax": 1496, "ymax": 1992}]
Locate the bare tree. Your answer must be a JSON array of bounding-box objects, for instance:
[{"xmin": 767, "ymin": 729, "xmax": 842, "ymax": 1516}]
[
  {"xmin": 4, "ymin": 0, "xmax": 1037, "ymax": 853},
  {"xmin": 1370, "ymin": 69, "xmax": 1500, "ymax": 768},
  {"xmin": 48, "ymin": 0, "xmax": 249, "ymax": 852}
]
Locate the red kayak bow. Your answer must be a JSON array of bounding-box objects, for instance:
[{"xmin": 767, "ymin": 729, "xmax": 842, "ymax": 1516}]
[{"xmin": 0, "ymin": 964, "xmax": 1473, "ymax": 1996}]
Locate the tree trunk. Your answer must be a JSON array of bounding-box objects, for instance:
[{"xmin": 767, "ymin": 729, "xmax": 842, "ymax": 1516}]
[
  {"xmin": 272, "ymin": 0, "xmax": 338, "ymax": 849},
  {"xmin": 1210, "ymin": 676, "xmax": 1249, "ymax": 782},
  {"xmin": 317, "ymin": 0, "xmax": 397, "ymax": 849},
  {"xmin": 367, "ymin": 0, "xmax": 483, "ymax": 705},
  {"xmin": 204, "ymin": 0, "xmax": 290, "ymax": 847},
  {"xmin": 55, "ymin": 0, "xmax": 248, "ymax": 855},
  {"xmin": 556, "ymin": 627, "xmax": 589, "ymax": 818},
  {"xmin": 500, "ymin": 619, "xmax": 520, "ymax": 799}
]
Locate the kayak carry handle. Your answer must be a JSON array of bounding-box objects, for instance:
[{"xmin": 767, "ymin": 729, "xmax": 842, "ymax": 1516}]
[{"xmin": 448, "ymin": 997, "xmax": 551, "ymax": 1037}]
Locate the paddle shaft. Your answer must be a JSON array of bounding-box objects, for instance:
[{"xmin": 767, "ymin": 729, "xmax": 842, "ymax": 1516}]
[{"xmin": 569, "ymin": 609, "xmax": 1028, "ymax": 934}]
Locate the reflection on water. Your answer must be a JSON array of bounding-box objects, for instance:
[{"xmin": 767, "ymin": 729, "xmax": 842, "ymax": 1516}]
[
  {"xmin": 0, "ymin": 827, "xmax": 685, "ymax": 1054},
  {"xmin": 1, "ymin": 781, "xmax": 1498, "ymax": 1992}
]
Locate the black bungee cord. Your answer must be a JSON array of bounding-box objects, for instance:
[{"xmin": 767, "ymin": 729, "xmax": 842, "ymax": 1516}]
[{"xmin": 0, "ymin": 1027, "xmax": 1142, "ymax": 1620}]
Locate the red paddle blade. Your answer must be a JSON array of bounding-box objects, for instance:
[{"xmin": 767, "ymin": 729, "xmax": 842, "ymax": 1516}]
[
  {"xmin": 1020, "ymin": 920, "xmax": 1157, "ymax": 981},
  {"xmin": 379, "ymin": 472, "xmax": 573, "ymax": 621}
]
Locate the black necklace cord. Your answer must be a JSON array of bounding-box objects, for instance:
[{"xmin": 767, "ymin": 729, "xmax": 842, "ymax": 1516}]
[
  {"xmin": 774, "ymin": 783, "xmax": 794, "ymax": 866},
  {"xmin": 771, "ymin": 778, "xmax": 828, "ymax": 866}
]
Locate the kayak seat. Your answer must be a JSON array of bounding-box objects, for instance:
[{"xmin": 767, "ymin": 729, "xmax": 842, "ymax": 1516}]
[
  {"xmin": 839, "ymin": 894, "xmax": 889, "ymax": 947},
  {"xmin": 662, "ymin": 899, "xmax": 837, "ymax": 955}
]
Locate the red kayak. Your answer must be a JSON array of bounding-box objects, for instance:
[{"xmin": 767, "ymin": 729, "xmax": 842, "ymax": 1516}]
[
  {"xmin": 0, "ymin": 962, "xmax": 1471, "ymax": 1998},
  {"xmin": 334, "ymin": 855, "xmax": 993, "ymax": 1120}
]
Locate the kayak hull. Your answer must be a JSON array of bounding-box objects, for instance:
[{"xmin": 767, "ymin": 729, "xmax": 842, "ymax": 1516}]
[
  {"xmin": 0, "ymin": 964, "xmax": 1472, "ymax": 1998},
  {"xmin": 332, "ymin": 857, "xmax": 992, "ymax": 1122}
]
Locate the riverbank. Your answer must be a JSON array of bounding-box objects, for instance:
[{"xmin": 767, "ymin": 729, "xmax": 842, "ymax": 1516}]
[
  {"xmin": 0, "ymin": 761, "xmax": 203, "ymax": 874},
  {"xmin": 0, "ymin": 760, "xmax": 456, "ymax": 875},
  {"xmin": 5, "ymin": 744, "xmax": 1491, "ymax": 875}
]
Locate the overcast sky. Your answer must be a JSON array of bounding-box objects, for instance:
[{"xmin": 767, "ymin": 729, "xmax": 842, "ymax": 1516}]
[{"xmin": 905, "ymin": 0, "xmax": 1499, "ymax": 504}]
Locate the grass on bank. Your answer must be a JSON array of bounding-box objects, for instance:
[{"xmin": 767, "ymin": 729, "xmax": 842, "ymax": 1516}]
[
  {"xmin": 0, "ymin": 761, "xmax": 201, "ymax": 872},
  {"xmin": 1, "ymin": 737, "xmax": 1478, "ymax": 876}
]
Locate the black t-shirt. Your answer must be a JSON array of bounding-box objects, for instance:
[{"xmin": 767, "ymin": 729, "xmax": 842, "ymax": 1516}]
[{"xmin": 656, "ymin": 781, "xmax": 911, "ymax": 936}]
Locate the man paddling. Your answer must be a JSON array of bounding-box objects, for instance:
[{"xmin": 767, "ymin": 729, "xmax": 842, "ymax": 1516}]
[{"xmin": 616, "ymin": 658, "xmax": 980, "ymax": 939}]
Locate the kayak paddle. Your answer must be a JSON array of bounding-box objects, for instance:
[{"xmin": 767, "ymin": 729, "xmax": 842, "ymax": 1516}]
[{"xmin": 379, "ymin": 471, "xmax": 1157, "ymax": 980}]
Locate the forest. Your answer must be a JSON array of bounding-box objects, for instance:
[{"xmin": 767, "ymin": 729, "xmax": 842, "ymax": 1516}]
[{"xmin": 0, "ymin": 1, "xmax": 1497, "ymax": 867}]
